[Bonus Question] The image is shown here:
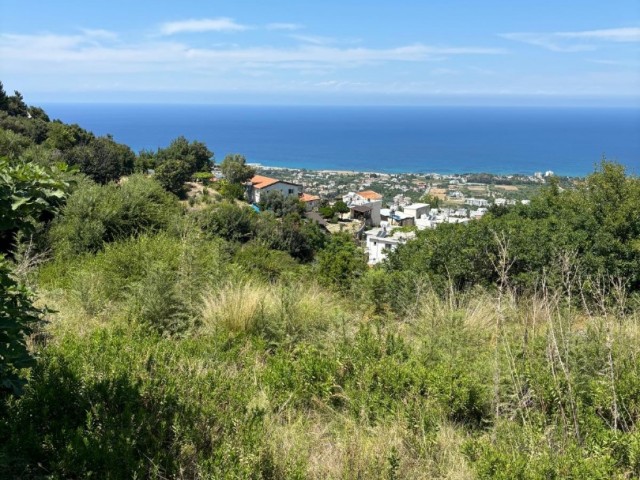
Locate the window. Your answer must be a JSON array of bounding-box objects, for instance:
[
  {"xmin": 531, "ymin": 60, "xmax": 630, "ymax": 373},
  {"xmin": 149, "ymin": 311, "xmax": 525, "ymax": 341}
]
[{"xmin": 288, "ymin": 188, "xmax": 294, "ymax": 194}]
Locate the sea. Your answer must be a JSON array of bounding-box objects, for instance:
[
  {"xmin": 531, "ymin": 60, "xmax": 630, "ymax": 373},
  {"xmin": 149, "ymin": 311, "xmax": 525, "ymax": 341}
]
[{"xmin": 41, "ymin": 104, "xmax": 640, "ymax": 177}]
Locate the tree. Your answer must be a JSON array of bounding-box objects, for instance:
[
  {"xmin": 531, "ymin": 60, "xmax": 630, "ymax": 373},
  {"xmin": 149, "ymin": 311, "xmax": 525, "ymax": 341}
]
[
  {"xmin": 7, "ymin": 91, "xmax": 28, "ymax": 117},
  {"xmin": 0, "ymin": 158, "xmax": 69, "ymax": 396},
  {"xmin": 333, "ymin": 200, "xmax": 350, "ymax": 217},
  {"xmin": 0, "ymin": 81, "xmax": 9, "ymax": 112},
  {"xmin": 420, "ymin": 193, "xmax": 440, "ymax": 209},
  {"xmin": 316, "ymin": 232, "xmax": 367, "ymax": 290},
  {"xmin": 65, "ymin": 136, "xmax": 135, "ymax": 184},
  {"xmin": 220, "ymin": 154, "xmax": 255, "ymax": 184},
  {"xmin": 156, "ymin": 136, "xmax": 213, "ymax": 173},
  {"xmin": 154, "ymin": 159, "xmax": 192, "ymax": 197},
  {"xmin": 258, "ymin": 190, "xmax": 304, "ymax": 217},
  {"xmin": 195, "ymin": 202, "xmax": 257, "ymax": 243},
  {"xmin": 0, "ymin": 158, "xmax": 70, "ymax": 252}
]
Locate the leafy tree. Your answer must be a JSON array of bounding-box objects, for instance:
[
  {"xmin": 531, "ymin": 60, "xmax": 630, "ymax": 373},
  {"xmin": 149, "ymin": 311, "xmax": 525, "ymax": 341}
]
[
  {"xmin": 27, "ymin": 106, "xmax": 50, "ymax": 122},
  {"xmin": 45, "ymin": 121, "xmax": 94, "ymax": 152},
  {"xmin": 0, "ymin": 158, "xmax": 68, "ymax": 397},
  {"xmin": 0, "ymin": 82, "xmax": 8, "ymax": 112},
  {"xmin": 332, "ymin": 200, "xmax": 350, "ymax": 216},
  {"xmin": 316, "ymin": 232, "xmax": 366, "ymax": 290},
  {"xmin": 65, "ymin": 136, "xmax": 135, "ymax": 184},
  {"xmin": 134, "ymin": 148, "xmax": 157, "ymax": 173},
  {"xmin": 7, "ymin": 91, "xmax": 28, "ymax": 117},
  {"xmin": 195, "ymin": 202, "xmax": 257, "ymax": 243},
  {"xmin": 155, "ymin": 159, "xmax": 191, "ymax": 197},
  {"xmin": 258, "ymin": 190, "xmax": 304, "ymax": 217},
  {"xmin": 156, "ymin": 136, "xmax": 213, "ymax": 173},
  {"xmin": 318, "ymin": 205, "xmax": 335, "ymax": 220},
  {"xmin": 220, "ymin": 153, "xmax": 255, "ymax": 184},
  {"xmin": 0, "ymin": 158, "xmax": 70, "ymax": 253},
  {"xmin": 217, "ymin": 179, "xmax": 246, "ymax": 201},
  {"xmin": 419, "ymin": 193, "xmax": 440, "ymax": 208}
]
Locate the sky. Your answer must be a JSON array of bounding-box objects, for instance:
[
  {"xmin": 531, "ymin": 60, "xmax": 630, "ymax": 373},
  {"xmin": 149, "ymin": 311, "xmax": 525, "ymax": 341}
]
[{"xmin": 1, "ymin": 0, "xmax": 639, "ymax": 106}]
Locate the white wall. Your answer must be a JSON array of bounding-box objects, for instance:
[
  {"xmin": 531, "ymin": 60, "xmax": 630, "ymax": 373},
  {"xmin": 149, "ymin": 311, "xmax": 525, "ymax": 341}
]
[{"xmin": 254, "ymin": 182, "xmax": 303, "ymax": 203}]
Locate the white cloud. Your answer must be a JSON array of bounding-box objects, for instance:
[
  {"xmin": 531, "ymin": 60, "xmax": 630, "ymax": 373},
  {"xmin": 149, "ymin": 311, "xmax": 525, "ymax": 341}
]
[
  {"xmin": 501, "ymin": 27, "xmax": 640, "ymax": 52},
  {"xmin": 557, "ymin": 27, "xmax": 640, "ymax": 42},
  {"xmin": 159, "ymin": 17, "xmax": 249, "ymax": 35},
  {"xmin": 289, "ymin": 34, "xmax": 337, "ymax": 45},
  {"xmin": 266, "ymin": 23, "xmax": 303, "ymax": 31}
]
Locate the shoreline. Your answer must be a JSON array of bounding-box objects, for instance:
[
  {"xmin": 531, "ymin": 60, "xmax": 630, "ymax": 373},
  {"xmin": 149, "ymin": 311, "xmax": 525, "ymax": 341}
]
[{"xmin": 251, "ymin": 163, "xmax": 580, "ymax": 179}]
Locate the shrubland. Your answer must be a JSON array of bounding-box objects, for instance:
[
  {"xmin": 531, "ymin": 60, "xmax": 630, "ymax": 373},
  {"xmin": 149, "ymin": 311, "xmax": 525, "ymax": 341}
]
[{"xmin": 1, "ymin": 92, "xmax": 639, "ymax": 479}]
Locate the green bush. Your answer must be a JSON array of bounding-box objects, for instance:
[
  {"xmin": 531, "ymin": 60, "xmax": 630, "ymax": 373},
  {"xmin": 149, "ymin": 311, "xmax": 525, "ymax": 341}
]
[{"xmin": 49, "ymin": 174, "xmax": 181, "ymax": 256}]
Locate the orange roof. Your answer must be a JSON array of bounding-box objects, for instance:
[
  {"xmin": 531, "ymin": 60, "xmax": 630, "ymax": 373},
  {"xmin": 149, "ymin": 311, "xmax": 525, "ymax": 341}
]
[
  {"xmin": 250, "ymin": 175, "xmax": 279, "ymax": 189},
  {"xmin": 300, "ymin": 193, "xmax": 320, "ymax": 202},
  {"xmin": 357, "ymin": 190, "xmax": 383, "ymax": 200}
]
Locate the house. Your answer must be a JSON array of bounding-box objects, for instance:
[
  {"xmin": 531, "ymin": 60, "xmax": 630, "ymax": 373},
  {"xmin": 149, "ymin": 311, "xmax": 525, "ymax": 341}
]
[
  {"xmin": 247, "ymin": 175, "xmax": 303, "ymax": 204},
  {"xmin": 465, "ymin": 197, "xmax": 490, "ymax": 207},
  {"xmin": 402, "ymin": 203, "xmax": 430, "ymax": 220},
  {"xmin": 299, "ymin": 193, "xmax": 320, "ymax": 211},
  {"xmin": 364, "ymin": 223, "xmax": 415, "ymax": 265},
  {"xmin": 342, "ymin": 190, "xmax": 383, "ymax": 226},
  {"xmin": 380, "ymin": 208, "xmax": 414, "ymax": 227}
]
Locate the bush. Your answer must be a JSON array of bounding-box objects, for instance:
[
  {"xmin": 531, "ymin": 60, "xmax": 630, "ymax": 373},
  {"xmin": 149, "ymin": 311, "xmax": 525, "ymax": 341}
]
[{"xmin": 50, "ymin": 175, "xmax": 181, "ymax": 256}]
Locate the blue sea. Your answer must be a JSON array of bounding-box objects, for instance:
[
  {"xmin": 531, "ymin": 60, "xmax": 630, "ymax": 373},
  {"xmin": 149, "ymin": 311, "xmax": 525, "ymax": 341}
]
[{"xmin": 41, "ymin": 104, "xmax": 640, "ymax": 177}]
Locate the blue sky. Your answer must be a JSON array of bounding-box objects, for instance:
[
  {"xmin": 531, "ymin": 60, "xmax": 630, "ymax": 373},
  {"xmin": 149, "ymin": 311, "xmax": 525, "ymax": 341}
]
[{"xmin": 1, "ymin": 0, "xmax": 639, "ymax": 105}]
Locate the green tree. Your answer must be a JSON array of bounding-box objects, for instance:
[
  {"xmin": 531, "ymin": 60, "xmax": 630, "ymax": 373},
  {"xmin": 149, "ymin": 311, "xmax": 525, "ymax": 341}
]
[
  {"xmin": 316, "ymin": 232, "xmax": 367, "ymax": 290},
  {"xmin": 0, "ymin": 82, "xmax": 8, "ymax": 112},
  {"xmin": 195, "ymin": 202, "xmax": 257, "ymax": 243},
  {"xmin": 220, "ymin": 154, "xmax": 256, "ymax": 185},
  {"xmin": 258, "ymin": 190, "xmax": 304, "ymax": 217},
  {"xmin": 7, "ymin": 91, "xmax": 28, "ymax": 117},
  {"xmin": 332, "ymin": 200, "xmax": 350, "ymax": 217},
  {"xmin": 65, "ymin": 136, "xmax": 135, "ymax": 184},
  {"xmin": 156, "ymin": 136, "xmax": 213, "ymax": 173},
  {"xmin": 420, "ymin": 193, "xmax": 440, "ymax": 208},
  {"xmin": 155, "ymin": 159, "xmax": 191, "ymax": 197},
  {"xmin": 0, "ymin": 158, "xmax": 70, "ymax": 252}
]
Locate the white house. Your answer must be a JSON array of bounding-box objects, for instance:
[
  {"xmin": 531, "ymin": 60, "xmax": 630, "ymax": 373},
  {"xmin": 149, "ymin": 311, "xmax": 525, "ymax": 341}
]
[
  {"xmin": 343, "ymin": 190, "xmax": 383, "ymax": 226},
  {"xmin": 248, "ymin": 175, "xmax": 303, "ymax": 204},
  {"xmin": 402, "ymin": 203, "xmax": 430, "ymax": 220},
  {"xmin": 364, "ymin": 223, "xmax": 415, "ymax": 265}
]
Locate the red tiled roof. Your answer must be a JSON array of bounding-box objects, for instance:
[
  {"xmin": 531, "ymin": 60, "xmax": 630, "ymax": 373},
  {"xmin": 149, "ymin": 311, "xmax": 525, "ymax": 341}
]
[
  {"xmin": 300, "ymin": 193, "xmax": 320, "ymax": 202},
  {"xmin": 357, "ymin": 190, "xmax": 383, "ymax": 200},
  {"xmin": 250, "ymin": 175, "xmax": 279, "ymax": 189}
]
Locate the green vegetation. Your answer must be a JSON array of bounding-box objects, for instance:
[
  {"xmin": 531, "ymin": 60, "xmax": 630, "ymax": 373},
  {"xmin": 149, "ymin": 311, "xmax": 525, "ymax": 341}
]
[{"xmin": 1, "ymin": 93, "xmax": 640, "ymax": 479}]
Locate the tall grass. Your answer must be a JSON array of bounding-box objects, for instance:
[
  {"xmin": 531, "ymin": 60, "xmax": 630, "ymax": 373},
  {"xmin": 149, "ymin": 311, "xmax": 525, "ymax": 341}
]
[{"xmin": 4, "ymin": 233, "xmax": 639, "ymax": 478}]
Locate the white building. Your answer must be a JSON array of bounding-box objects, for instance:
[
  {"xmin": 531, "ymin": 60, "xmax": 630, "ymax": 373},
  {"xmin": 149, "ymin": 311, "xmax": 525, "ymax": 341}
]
[
  {"xmin": 364, "ymin": 223, "xmax": 415, "ymax": 265},
  {"xmin": 248, "ymin": 175, "xmax": 303, "ymax": 204},
  {"xmin": 402, "ymin": 203, "xmax": 430, "ymax": 220},
  {"xmin": 465, "ymin": 198, "xmax": 490, "ymax": 207},
  {"xmin": 343, "ymin": 190, "xmax": 383, "ymax": 226}
]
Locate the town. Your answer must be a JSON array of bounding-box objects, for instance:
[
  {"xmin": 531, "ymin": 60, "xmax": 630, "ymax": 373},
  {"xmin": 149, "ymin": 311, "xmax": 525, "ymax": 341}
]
[{"xmin": 206, "ymin": 164, "xmax": 572, "ymax": 265}]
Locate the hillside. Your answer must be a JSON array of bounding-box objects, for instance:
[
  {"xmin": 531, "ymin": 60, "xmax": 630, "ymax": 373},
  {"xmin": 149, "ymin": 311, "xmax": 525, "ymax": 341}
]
[{"xmin": 1, "ymin": 90, "xmax": 640, "ymax": 479}]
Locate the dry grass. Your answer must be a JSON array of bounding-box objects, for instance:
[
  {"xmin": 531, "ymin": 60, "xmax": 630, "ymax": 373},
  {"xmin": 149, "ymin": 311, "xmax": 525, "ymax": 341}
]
[
  {"xmin": 200, "ymin": 281, "xmax": 345, "ymax": 341},
  {"xmin": 494, "ymin": 184, "xmax": 519, "ymax": 191},
  {"xmin": 262, "ymin": 411, "xmax": 474, "ymax": 479}
]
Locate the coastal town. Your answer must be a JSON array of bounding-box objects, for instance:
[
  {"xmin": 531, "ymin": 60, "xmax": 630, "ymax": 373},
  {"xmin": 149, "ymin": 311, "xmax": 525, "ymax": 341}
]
[{"xmin": 206, "ymin": 164, "xmax": 573, "ymax": 265}]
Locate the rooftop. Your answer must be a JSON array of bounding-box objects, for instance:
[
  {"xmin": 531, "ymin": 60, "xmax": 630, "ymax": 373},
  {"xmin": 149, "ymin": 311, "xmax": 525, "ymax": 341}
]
[
  {"xmin": 250, "ymin": 175, "xmax": 280, "ymax": 189},
  {"xmin": 357, "ymin": 190, "xmax": 383, "ymax": 201}
]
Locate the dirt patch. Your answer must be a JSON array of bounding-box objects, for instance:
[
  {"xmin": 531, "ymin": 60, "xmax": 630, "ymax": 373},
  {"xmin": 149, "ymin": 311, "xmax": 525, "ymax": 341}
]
[
  {"xmin": 494, "ymin": 185, "xmax": 519, "ymax": 191},
  {"xmin": 467, "ymin": 185, "xmax": 487, "ymax": 192},
  {"xmin": 429, "ymin": 188, "xmax": 448, "ymax": 200}
]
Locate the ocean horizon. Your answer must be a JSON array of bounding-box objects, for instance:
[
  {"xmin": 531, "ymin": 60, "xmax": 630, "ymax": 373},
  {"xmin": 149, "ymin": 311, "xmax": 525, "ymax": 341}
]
[{"xmin": 41, "ymin": 104, "xmax": 640, "ymax": 177}]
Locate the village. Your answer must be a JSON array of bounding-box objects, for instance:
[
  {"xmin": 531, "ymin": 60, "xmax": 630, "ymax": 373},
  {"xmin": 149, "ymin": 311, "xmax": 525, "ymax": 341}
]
[{"xmin": 220, "ymin": 165, "xmax": 568, "ymax": 266}]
